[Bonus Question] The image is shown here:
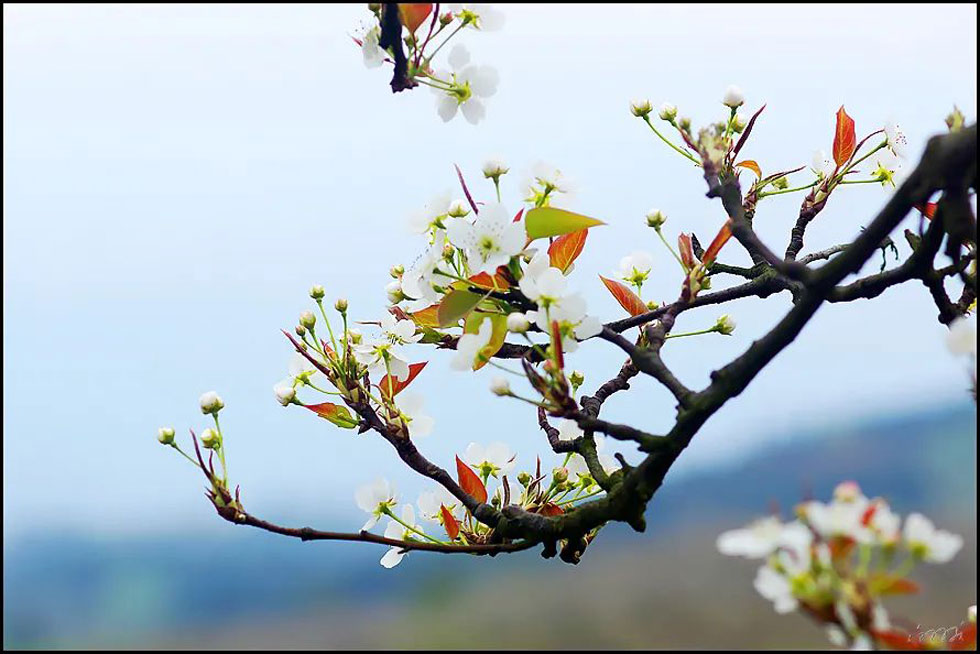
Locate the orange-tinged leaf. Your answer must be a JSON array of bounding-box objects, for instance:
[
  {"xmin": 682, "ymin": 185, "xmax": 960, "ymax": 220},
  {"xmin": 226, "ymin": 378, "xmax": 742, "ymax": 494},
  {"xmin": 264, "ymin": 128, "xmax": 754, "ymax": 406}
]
[
  {"xmin": 398, "ymin": 3, "xmax": 432, "ymax": 33},
  {"xmin": 735, "ymin": 160, "xmax": 762, "ymax": 178},
  {"xmin": 463, "ymin": 313, "xmax": 507, "ymax": 370},
  {"xmin": 548, "ymin": 229, "xmax": 589, "ymax": 273},
  {"xmin": 304, "ymin": 402, "xmax": 358, "ymax": 429},
  {"xmin": 440, "ymin": 505, "xmax": 460, "ymax": 540},
  {"xmin": 538, "ymin": 503, "xmax": 564, "ymax": 516},
  {"xmin": 378, "ymin": 361, "xmax": 428, "ymax": 399},
  {"xmin": 678, "ymin": 233, "xmax": 696, "ymax": 270},
  {"xmin": 832, "ymin": 105, "xmax": 856, "ymax": 167},
  {"xmin": 871, "ymin": 629, "xmax": 928, "ymax": 650},
  {"xmin": 868, "ymin": 573, "xmax": 920, "ymax": 596},
  {"xmin": 409, "ymin": 304, "xmax": 441, "ymax": 328},
  {"xmin": 455, "ymin": 455, "xmax": 488, "ymax": 503},
  {"xmin": 468, "ymin": 271, "xmax": 510, "ymax": 290},
  {"xmin": 702, "ymin": 220, "xmax": 733, "ymax": 266},
  {"xmin": 599, "ymin": 275, "xmax": 647, "ymax": 317},
  {"xmin": 916, "ymin": 202, "xmax": 937, "ymax": 220}
]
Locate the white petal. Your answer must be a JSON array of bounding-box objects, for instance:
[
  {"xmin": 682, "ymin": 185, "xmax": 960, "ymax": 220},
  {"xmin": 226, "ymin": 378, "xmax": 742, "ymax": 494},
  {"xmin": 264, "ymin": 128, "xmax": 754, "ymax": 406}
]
[
  {"xmin": 448, "ymin": 44, "xmax": 471, "ymax": 70},
  {"xmin": 380, "ymin": 547, "xmax": 405, "ymax": 568},
  {"xmin": 460, "ymin": 98, "xmax": 486, "ymax": 125},
  {"xmin": 437, "ymin": 94, "xmax": 458, "ymax": 122}
]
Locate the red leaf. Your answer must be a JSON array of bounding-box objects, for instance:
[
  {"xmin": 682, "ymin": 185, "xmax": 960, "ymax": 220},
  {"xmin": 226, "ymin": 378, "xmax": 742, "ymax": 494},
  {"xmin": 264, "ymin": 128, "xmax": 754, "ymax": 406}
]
[
  {"xmin": 702, "ymin": 220, "xmax": 733, "ymax": 266},
  {"xmin": 678, "ymin": 233, "xmax": 696, "ymax": 270},
  {"xmin": 378, "ymin": 362, "xmax": 427, "ymax": 399},
  {"xmin": 304, "ymin": 402, "xmax": 358, "ymax": 429},
  {"xmin": 871, "ymin": 629, "xmax": 929, "ymax": 650},
  {"xmin": 916, "ymin": 202, "xmax": 937, "ymax": 220},
  {"xmin": 440, "ymin": 505, "xmax": 460, "ymax": 540},
  {"xmin": 832, "ymin": 106, "xmax": 856, "ymax": 167},
  {"xmin": 398, "ymin": 3, "xmax": 433, "ymax": 33},
  {"xmin": 548, "ymin": 229, "xmax": 589, "ymax": 273},
  {"xmin": 455, "ymin": 455, "xmax": 488, "ymax": 503},
  {"xmin": 538, "ymin": 503, "xmax": 564, "ymax": 516},
  {"xmin": 599, "ymin": 275, "xmax": 647, "ymax": 317},
  {"xmin": 468, "ymin": 271, "xmax": 511, "ymax": 290},
  {"xmin": 513, "ymin": 208, "xmax": 524, "ymax": 223},
  {"xmin": 734, "ymin": 160, "xmax": 762, "ymax": 178}
]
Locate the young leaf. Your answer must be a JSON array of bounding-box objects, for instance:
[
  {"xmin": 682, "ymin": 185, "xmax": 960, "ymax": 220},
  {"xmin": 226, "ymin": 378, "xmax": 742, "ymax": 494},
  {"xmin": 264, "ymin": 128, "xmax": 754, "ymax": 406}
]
[
  {"xmin": 832, "ymin": 106, "xmax": 856, "ymax": 167},
  {"xmin": 468, "ymin": 271, "xmax": 511, "ymax": 290},
  {"xmin": 455, "ymin": 455, "xmax": 488, "ymax": 503},
  {"xmin": 599, "ymin": 275, "xmax": 647, "ymax": 317},
  {"xmin": 868, "ymin": 573, "xmax": 920, "ymax": 596},
  {"xmin": 678, "ymin": 233, "xmax": 696, "ymax": 270},
  {"xmin": 378, "ymin": 361, "xmax": 428, "ymax": 399},
  {"xmin": 463, "ymin": 313, "xmax": 507, "ymax": 370},
  {"xmin": 440, "ymin": 505, "xmax": 460, "ymax": 540},
  {"xmin": 538, "ymin": 503, "xmax": 564, "ymax": 516},
  {"xmin": 409, "ymin": 304, "xmax": 441, "ymax": 328},
  {"xmin": 548, "ymin": 229, "xmax": 589, "ymax": 273},
  {"xmin": 399, "ymin": 4, "xmax": 433, "ymax": 34},
  {"xmin": 525, "ymin": 207, "xmax": 605, "ymax": 240},
  {"xmin": 437, "ymin": 290, "xmax": 483, "ymax": 327},
  {"xmin": 915, "ymin": 202, "xmax": 937, "ymax": 220},
  {"xmin": 734, "ymin": 160, "xmax": 762, "ymax": 178},
  {"xmin": 702, "ymin": 220, "xmax": 733, "ymax": 266},
  {"xmin": 304, "ymin": 403, "xmax": 359, "ymax": 429}
]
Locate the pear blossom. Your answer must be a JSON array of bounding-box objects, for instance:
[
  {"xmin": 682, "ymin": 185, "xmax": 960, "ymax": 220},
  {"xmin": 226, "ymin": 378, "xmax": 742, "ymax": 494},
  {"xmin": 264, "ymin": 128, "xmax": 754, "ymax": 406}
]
[
  {"xmin": 199, "ymin": 391, "xmax": 224, "ymax": 415},
  {"xmin": 753, "ymin": 564, "xmax": 797, "ymax": 614},
  {"xmin": 594, "ymin": 435, "xmax": 622, "ymax": 474},
  {"xmin": 447, "ymin": 201, "xmax": 524, "ymax": 273},
  {"xmin": 482, "ymin": 158, "xmax": 509, "ymax": 178},
  {"xmin": 451, "ymin": 318, "xmax": 493, "ymax": 370},
  {"xmin": 447, "ymin": 199, "xmax": 470, "ymax": 218},
  {"xmin": 464, "ymin": 441, "xmax": 516, "ymax": 477},
  {"xmin": 617, "ymin": 251, "xmax": 654, "ymax": 287},
  {"xmin": 556, "ymin": 418, "xmax": 584, "ymax": 442},
  {"xmin": 353, "ymin": 339, "xmax": 411, "ymax": 381},
  {"xmin": 529, "ymin": 161, "xmax": 572, "ymax": 194},
  {"xmin": 946, "ymin": 315, "xmax": 977, "ymax": 357},
  {"xmin": 380, "ymin": 505, "xmax": 419, "ymax": 569},
  {"xmin": 418, "ymin": 487, "xmax": 463, "ymax": 522},
  {"xmin": 394, "ymin": 391, "xmax": 435, "ymax": 438},
  {"xmin": 401, "ymin": 237, "xmax": 448, "ymax": 312},
  {"xmin": 722, "ymin": 85, "xmax": 745, "ymax": 108},
  {"xmin": 801, "ymin": 496, "xmax": 873, "ymax": 544},
  {"xmin": 355, "ymin": 477, "xmax": 397, "ymax": 531},
  {"xmin": 865, "ymin": 498, "xmax": 901, "ymax": 544},
  {"xmin": 380, "ymin": 312, "xmax": 422, "ymax": 346},
  {"xmin": 407, "ymin": 192, "xmax": 451, "ymax": 234},
  {"xmin": 489, "ymin": 376, "xmax": 511, "ymax": 396},
  {"xmin": 519, "ymin": 252, "xmax": 567, "ymax": 306},
  {"xmin": 288, "ymin": 352, "xmax": 328, "ymax": 387},
  {"xmin": 449, "ymin": 3, "xmax": 505, "ymax": 30},
  {"xmin": 903, "ymin": 513, "xmax": 963, "ymax": 563},
  {"xmin": 527, "ymin": 292, "xmax": 603, "ymax": 352},
  {"xmin": 361, "ymin": 26, "xmax": 384, "ymax": 68},
  {"xmin": 812, "ymin": 150, "xmax": 836, "ymax": 179},
  {"xmin": 884, "ymin": 121, "xmax": 908, "ymax": 158},
  {"xmin": 432, "ymin": 45, "xmax": 499, "ymax": 124},
  {"xmin": 715, "ymin": 314, "xmax": 736, "ymax": 336},
  {"xmin": 658, "ymin": 103, "xmax": 677, "ymax": 122},
  {"xmin": 273, "ymin": 381, "xmax": 296, "ymax": 406},
  {"xmin": 630, "ymin": 98, "xmax": 652, "ymax": 117},
  {"xmin": 716, "ymin": 516, "xmax": 784, "ymax": 559}
]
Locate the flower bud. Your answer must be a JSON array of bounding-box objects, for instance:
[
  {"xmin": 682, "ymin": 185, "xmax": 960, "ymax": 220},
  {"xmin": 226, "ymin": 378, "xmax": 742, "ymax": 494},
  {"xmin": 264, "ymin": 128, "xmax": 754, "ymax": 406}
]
[
  {"xmin": 714, "ymin": 314, "xmax": 736, "ymax": 336},
  {"xmin": 946, "ymin": 106, "xmax": 965, "ymax": 133},
  {"xmin": 517, "ymin": 471, "xmax": 531, "ymax": 486},
  {"xmin": 833, "ymin": 480, "xmax": 862, "ymax": 503},
  {"xmin": 199, "ymin": 427, "xmax": 220, "ymax": 450},
  {"xmin": 969, "ymin": 605, "xmax": 976, "ymax": 624},
  {"xmin": 157, "ymin": 427, "xmax": 176, "ymax": 445},
  {"xmin": 274, "ymin": 382, "xmax": 296, "ymax": 407},
  {"xmin": 772, "ymin": 176, "xmax": 789, "ymax": 190},
  {"xmin": 646, "ymin": 300, "xmax": 659, "ymax": 311},
  {"xmin": 646, "ymin": 209, "xmax": 667, "ymax": 229},
  {"xmin": 490, "ymin": 377, "xmax": 511, "ymax": 396},
  {"xmin": 658, "ymin": 102, "xmax": 677, "ymax": 122},
  {"xmin": 309, "ymin": 284, "xmax": 325, "ymax": 300},
  {"xmin": 506, "ymin": 312, "xmax": 530, "ymax": 333},
  {"xmin": 482, "ymin": 158, "xmax": 509, "ymax": 179},
  {"xmin": 299, "ymin": 311, "xmax": 316, "ymax": 330},
  {"xmin": 295, "ymin": 324, "xmax": 307, "ymax": 337},
  {"xmin": 552, "ymin": 467, "xmax": 569, "ymax": 484},
  {"xmin": 439, "ymin": 11, "xmax": 453, "ymax": 25},
  {"xmin": 678, "ymin": 116, "xmax": 692, "ymax": 132},
  {"xmin": 199, "ymin": 391, "xmax": 224, "ymax": 415},
  {"xmin": 389, "ymin": 264, "xmax": 405, "ymax": 279},
  {"xmin": 335, "ymin": 298, "xmax": 348, "ymax": 313},
  {"xmin": 442, "ymin": 244, "xmax": 455, "ymax": 261},
  {"xmin": 731, "ymin": 113, "xmax": 747, "ymax": 133},
  {"xmin": 569, "ymin": 370, "xmax": 585, "ymax": 389},
  {"xmin": 386, "ymin": 280, "xmax": 405, "ymax": 304},
  {"xmin": 630, "ymin": 98, "xmax": 652, "ymax": 117},
  {"xmin": 722, "ymin": 85, "xmax": 744, "ymax": 109},
  {"xmin": 447, "ymin": 200, "xmax": 470, "ymax": 218},
  {"xmin": 347, "ymin": 328, "xmax": 363, "ymax": 344}
]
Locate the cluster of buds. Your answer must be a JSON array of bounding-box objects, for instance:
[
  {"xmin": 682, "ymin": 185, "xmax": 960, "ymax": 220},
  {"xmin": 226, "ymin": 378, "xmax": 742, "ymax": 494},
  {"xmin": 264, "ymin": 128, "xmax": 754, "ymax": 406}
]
[{"xmin": 718, "ymin": 481, "xmax": 970, "ymax": 649}]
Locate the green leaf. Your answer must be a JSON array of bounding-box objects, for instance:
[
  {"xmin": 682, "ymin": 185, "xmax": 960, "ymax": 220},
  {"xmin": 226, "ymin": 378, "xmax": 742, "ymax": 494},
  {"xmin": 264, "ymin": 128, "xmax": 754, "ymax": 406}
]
[
  {"xmin": 305, "ymin": 403, "xmax": 359, "ymax": 429},
  {"xmin": 525, "ymin": 207, "xmax": 605, "ymax": 240},
  {"xmin": 436, "ymin": 290, "xmax": 484, "ymax": 327}
]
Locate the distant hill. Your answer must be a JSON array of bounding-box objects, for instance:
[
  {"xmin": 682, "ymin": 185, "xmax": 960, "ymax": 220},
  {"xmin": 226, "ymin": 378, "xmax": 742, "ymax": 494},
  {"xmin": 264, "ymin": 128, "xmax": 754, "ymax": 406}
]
[{"xmin": 4, "ymin": 402, "xmax": 976, "ymax": 649}]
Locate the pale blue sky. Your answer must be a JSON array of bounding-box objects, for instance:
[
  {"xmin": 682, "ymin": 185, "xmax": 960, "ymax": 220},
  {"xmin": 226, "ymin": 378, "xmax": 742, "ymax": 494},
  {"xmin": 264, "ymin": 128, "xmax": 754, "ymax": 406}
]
[{"xmin": 3, "ymin": 3, "xmax": 977, "ymax": 540}]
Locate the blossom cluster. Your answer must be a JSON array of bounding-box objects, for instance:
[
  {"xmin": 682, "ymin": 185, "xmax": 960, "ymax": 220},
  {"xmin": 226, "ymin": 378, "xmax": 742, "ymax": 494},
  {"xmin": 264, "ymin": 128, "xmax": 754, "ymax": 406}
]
[
  {"xmin": 718, "ymin": 481, "xmax": 973, "ymax": 650},
  {"xmin": 356, "ymin": 3, "xmax": 503, "ymax": 123}
]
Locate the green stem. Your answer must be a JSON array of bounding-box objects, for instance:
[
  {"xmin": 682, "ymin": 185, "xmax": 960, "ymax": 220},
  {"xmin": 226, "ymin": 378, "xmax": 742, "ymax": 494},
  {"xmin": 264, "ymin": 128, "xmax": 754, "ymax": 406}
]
[
  {"xmin": 665, "ymin": 327, "xmax": 718, "ymax": 340},
  {"xmin": 656, "ymin": 227, "xmax": 687, "ymax": 271},
  {"xmin": 642, "ymin": 115, "xmax": 701, "ymax": 165},
  {"xmin": 758, "ymin": 181, "xmax": 818, "ymax": 199}
]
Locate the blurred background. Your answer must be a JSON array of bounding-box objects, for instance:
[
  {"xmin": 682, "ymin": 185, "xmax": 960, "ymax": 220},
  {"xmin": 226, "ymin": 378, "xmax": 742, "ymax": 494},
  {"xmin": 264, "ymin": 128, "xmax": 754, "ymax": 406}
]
[{"xmin": 3, "ymin": 3, "xmax": 977, "ymax": 649}]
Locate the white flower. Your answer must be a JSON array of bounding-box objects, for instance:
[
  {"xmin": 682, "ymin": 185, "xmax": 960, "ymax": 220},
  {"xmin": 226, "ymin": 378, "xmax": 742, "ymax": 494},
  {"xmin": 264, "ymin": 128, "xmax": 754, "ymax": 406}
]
[
  {"xmin": 775, "ymin": 521, "xmax": 815, "ymax": 575},
  {"xmin": 418, "ymin": 487, "xmax": 463, "ymax": 522},
  {"xmin": 946, "ymin": 315, "xmax": 977, "ymax": 357},
  {"xmin": 715, "ymin": 314, "xmax": 736, "ymax": 336},
  {"xmin": 449, "ymin": 3, "xmax": 505, "ymax": 30},
  {"xmin": 353, "ymin": 339, "xmax": 410, "ymax": 381},
  {"xmin": 594, "ymin": 435, "xmax": 622, "ymax": 474},
  {"xmin": 355, "ymin": 478, "xmax": 397, "ymax": 531},
  {"xmin": 723, "ymin": 85, "xmax": 745, "ymax": 108},
  {"xmin": 482, "ymin": 158, "xmax": 509, "ymax": 178},
  {"xmin": 903, "ymin": 513, "xmax": 963, "ymax": 563},
  {"xmin": 658, "ymin": 103, "xmax": 677, "ymax": 122},
  {"xmin": 884, "ymin": 121, "xmax": 908, "ymax": 158},
  {"xmin": 812, "ymin": 150, "xmax": 836, "ymax": 178},
  {"xmin": 464, "ymin": 441, "xmax": 516, "ymax": 477},
  {"xmin": 361, "ymin": 26, "xmax": 384, "ymax": 68},
  {"xmin": 273, "ymin": 381, "xmax": 296, "ymax": 406},
  {"xmin": 451, "ymin": 318, "xmax": 493, "ymax": 370},
  {"xmin": 385, "ymin": 279, "xmax": 404, "ymax": 304},
  {"xmin": 408, "ymin": 192, "xmax": 451, "ymax": 234},
  {"xmin": 288, "ymin": 352, "xmax": 328, "ymax": 387},
  {"xmin": 506, "ymin": 311, "xmax": 530, "ymax": 333},
  {"xmin": 629, "ymin": 98, "xmax": 652, "ymax": 117},
  {"xmin": 529, "ymin": 161, "xmax": 571, "ymax": 194},
  {"xmin": 394, "ymin": 391, "xmax": 435, "ymax": 438},
  {"xmin": 433, "ymin": 45, "xmax": 499, "ymax": 124},
  {"xmin": 380, "ymin": 505, "xmax": 419, "ymax": 569},
  {"xmin": 556, "ymin": 418, "xmax": 584, "ymax": 442},
  {"xmin": 801, "ymin": 497, "xmax": 873, "ymax": 544},
  {"xmin": 519, "ymin": 252, "xmax": 567, "ymax": 304},
  {"xmin": 617, "ymin": 251, "xmax": 654, "ymax": 285},
  {"xmin": 401, "ymin": 237, "xmax": 448, "ymax": 312},
  {"xmin": 447, "ymin": 201, "xmax": 524, "ymax": 273},
  {"xmin": 380, "ymin": 312, "xmax": 422, "ymax": 346},
  {"xmin": 753, "ymin": 565, "xmax": 797, "ymax": 614},
  {"xmin": 489, "ymin": 376, "xmax": 511, "ymax": 396},
  {"xmin": 199, "ymin": 391, "xmax": 224, "ymax": 415},
  {"xmin": 717, "ymin": 516, "xmax": 784, "ymax": 559},
  {"xmin": 542, "ymin": 292, "xmax": 603, "ymax": 352}
]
